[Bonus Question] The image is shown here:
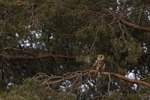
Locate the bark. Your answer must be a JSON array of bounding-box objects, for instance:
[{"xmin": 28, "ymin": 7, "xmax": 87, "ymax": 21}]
[
  {"xmin": 0, "ymin": 54, "xmax": 75, "ymax": 61},
  {"xmin": 119, "ymin": 19, "xmax": 150, "ymax": 32},
  {"xmin": 37, "ymin": 70, "xmax": 150, "ymax": 87}
]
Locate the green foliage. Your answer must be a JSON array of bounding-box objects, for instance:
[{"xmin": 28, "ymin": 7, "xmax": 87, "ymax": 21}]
[
  {"xmin": 124, "ymin": 93, "xmax": 141, "ymax": 100},
  {"xmin": 0, "ymin": 0, "xmax": 149, "ymax": 99},
  {"xmin": 0, "ymin": 78, "xmax": 76, "ymax": 100}
]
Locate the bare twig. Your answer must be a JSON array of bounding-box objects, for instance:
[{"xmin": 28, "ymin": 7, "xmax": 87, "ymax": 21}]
[{"xmin": 108, "ymin": 73, "xmax": 111, "ymax": 93}]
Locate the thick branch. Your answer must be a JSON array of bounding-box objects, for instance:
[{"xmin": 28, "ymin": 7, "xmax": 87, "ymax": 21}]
[
  {"xmin": 38, "ymin": 70, "xmax": 150, "ymax": 87},
  {"xmin": 119, "ymin": 19, "xmax": 150, "ymax": 32},
  {"xmin": 103, "ymin": 72, "xmax": 150, "ymax": 87},
  {"xmin": 0, "ymin": 54, "xmax": 75, "ymax": 61}
]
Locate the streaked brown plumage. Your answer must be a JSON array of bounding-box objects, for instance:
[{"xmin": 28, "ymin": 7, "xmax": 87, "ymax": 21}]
[{"xmin": 92, "ymin": 54, "xmax": 105, "ymax": 77}]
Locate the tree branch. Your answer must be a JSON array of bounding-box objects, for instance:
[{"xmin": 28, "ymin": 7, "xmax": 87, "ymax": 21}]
[
  {"xmin": 103, "ymin": 72, "xmax": 150, "ymax": 87},
  {"xmin": 35, "ymin": 70, "xmax": 150, "ymax": 87},
  {"xmin": 119, "ymin": 19, "xmax": 150, "ymax": 32},
  {"xmin": 0, "ymin": 54, "xmax": 75, "ymax": 61}
]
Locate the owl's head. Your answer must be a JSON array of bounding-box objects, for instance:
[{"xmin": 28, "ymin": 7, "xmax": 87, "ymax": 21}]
[{"xmin": 97, "ymin": 54, "xmax": 105, "ymax": 60}]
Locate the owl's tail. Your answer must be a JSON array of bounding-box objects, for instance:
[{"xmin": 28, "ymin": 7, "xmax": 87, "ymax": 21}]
[{"xmin": 97, "ymin": 72, "xmax": 101, "ymax": 78}]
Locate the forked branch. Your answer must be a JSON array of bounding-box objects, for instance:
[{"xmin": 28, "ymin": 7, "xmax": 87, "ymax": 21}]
[{"xmin": 35, "ymin": 69, "xmax": 150, "ymax": 87}]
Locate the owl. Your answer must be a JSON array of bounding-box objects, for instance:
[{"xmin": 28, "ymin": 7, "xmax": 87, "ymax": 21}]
[{"xmin": 92, "ymin": 55, "xmax": 105, "ymax": 77}]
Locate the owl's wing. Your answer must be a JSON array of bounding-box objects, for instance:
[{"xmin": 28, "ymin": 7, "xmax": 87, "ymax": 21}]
[{"xmin": 91, "ymin": 60, "xmax": 98, "ymax": 69}]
